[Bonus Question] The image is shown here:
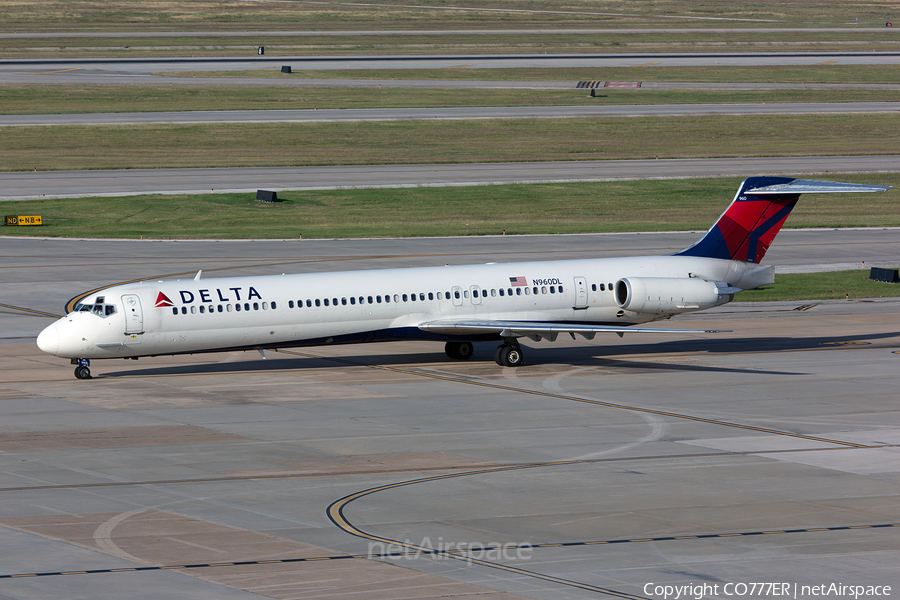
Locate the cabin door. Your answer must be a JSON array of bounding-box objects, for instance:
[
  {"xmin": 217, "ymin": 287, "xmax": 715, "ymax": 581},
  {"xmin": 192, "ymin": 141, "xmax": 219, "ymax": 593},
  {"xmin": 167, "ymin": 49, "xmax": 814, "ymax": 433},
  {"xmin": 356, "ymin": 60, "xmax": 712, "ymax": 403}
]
[
  {"xmin": 122, "ymin": 294, "xmax": 144, "ymax": 335},
  {"xmin": 573, "ymin": 277, "xmax": 588, "ymax": 309}
]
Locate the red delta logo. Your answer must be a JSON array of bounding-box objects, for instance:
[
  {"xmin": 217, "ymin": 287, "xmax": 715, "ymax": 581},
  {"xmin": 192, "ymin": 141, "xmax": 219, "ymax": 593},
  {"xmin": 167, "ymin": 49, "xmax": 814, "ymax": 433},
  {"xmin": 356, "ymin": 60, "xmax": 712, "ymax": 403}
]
[{"xmin": 155, "ymin": 291, "xmax": 175, "ymax": 308}]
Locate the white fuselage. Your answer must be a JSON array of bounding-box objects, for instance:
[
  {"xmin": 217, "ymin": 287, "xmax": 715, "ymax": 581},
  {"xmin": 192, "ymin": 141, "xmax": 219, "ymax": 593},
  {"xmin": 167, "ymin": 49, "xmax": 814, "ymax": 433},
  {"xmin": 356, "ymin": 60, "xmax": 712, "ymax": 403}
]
[{"xmin": 37, "ymin": 254, "xmax": 765, "ymax": 361}]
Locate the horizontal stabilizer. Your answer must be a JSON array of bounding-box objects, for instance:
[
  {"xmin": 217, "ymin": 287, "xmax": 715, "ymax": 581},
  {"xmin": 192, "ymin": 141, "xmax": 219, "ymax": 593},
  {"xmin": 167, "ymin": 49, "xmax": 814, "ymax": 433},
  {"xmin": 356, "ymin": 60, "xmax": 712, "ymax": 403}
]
[{"xmin": 747, "ymin": 179, "xmax": 892, "ymax": 195}]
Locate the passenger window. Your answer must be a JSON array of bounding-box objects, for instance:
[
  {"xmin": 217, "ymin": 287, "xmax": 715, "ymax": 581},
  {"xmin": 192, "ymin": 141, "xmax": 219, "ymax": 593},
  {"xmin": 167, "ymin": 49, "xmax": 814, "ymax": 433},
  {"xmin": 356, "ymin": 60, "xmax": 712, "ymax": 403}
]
[
  {"xmin": 341, "ymin": 298, "xmax": 347, "ymax": 306},
  {"xmin": 306, "ymin": 299, "xmax": 312, "ymax": 307},
  {"xmin": 499, "ymin": 289, "xmax": 504, "ymax": 296},
  {"xmin": 491, "ymin": 289, "xmax": 496, "ymax": 297},
  {"xmin": 410, "ymin": 293, "xmax": 416, "ymax": 302},
  {"xmin": 244, "ymin": 303, "xmax": 250, "ymax": 311},
  {"xmin": 272, "ymin": 301, "xmax": 276, "ymax": 309},
  {"xmin": 428, "ymin": 292, "xmax": 434, "ymax": 300},
  {"xmin": 289, "ymin": 300, "xmax": 294, "ymax": 308},
  {"xmin": 182, "ymin": 306, "xmax": 188, "ymax": 314},
  {"xmin": 402, "ymin": 294, "xmax": 408, "ymax": 302},
  {"xmin": 385, "ymin": 295, "xmax": 391, "ymax": 304},
  {"xmin": 227, "ymin": 304, "xmax": 232, "ymax": 312},
  {"xmin": 368, "ymin": 296, "xmax": 373, "ymax": 304},
  {"xmin": 542, "ymin": 286, "xmax": 548, "ymax": 294},
  {"xmin": 559, "ymin": 285, "xmax": 563, "ymax": 293},
  {"xmin": 333, "ymin": 298, "xmax": 338, "ymax": 306},
  {"xmin": 377, "ymin": 296, "xmax": 382, "ymax": 303},
  {"xmin": 350, "ymin": 297, "xmax": 356, "ymax": 305},
  {"xmin": 516, "ymin": 288, "xmax": 521, "ymax": 296},
  {"xmin": 172, "ymin": 308, "xmax": 178, "ymax": 315},
  {"xmin": 200, "ymin": 306, "xmax": 205, "ymax": 313},
  {"xmin": 609, "ymin": 283, "xmax": 613, "ymax": 290},
  {"xmin": 464, "ymin": 290, "xmax": 469, "ymax": 298},
  {"xmin": 218, "ymin": 305, "xmax": 224, "ymax": 312},
  {"xmin": 262, "ymin": 302, "xmax": 268, "ymax": 310},
  {"xmin": 508, "ymin": 288, "xmax": 513, "ymax": 295},
  {"xmin": 315, "ymin": 299, "xmax": 321, "ymax": 307},
  {"xmin": 324, "ymin": 299, "xmax": 329, "ymax": 306}
]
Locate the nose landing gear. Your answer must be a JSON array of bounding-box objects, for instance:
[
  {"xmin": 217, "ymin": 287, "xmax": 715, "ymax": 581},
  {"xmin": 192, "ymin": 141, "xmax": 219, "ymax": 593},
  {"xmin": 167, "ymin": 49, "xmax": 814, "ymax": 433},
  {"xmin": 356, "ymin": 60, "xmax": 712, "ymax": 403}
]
[{"xmin": 72, "ymin": 358, "xmax": 92, "ymax": 380}]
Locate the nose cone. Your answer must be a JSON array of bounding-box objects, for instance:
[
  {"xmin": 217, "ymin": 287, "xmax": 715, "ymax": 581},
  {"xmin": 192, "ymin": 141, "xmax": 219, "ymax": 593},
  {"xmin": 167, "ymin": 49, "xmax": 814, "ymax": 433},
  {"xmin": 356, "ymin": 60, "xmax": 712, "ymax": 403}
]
[{"xmin": 37, "ymin": 324, "xmax": 59, "ymax": 355}]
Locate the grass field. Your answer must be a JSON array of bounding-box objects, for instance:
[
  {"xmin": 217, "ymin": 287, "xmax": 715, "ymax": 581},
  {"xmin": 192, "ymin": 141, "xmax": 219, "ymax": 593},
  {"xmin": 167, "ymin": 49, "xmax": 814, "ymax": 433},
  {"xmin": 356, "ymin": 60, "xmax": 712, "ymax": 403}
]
[
  {"xmin": 3, "ymin": 84, "xmax": 899, "ymax": 115},
  {"xmin": 4, "ymin": 113, "xmax": 899, "ymax": 171},
  {"xmin": 1, "ymin": 1, "xmax": 893, "ymax": 32},
  {"xmin": 734, "ymin": 270, "xmax": 900, "ymax": 302},
  {"xmin": 164, "ymin": 65, "xmax": 900, "ymax": 84},
  {"xmin": 3, "ymin": 176, "xmax": 897, "ymax": 239}
]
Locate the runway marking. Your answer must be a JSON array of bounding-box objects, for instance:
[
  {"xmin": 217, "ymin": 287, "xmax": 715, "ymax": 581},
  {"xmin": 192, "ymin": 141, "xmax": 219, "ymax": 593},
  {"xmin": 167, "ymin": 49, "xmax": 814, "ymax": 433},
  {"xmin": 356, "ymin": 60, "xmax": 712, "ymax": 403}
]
[
  {"xmin": 0, "ymin": 303, "xmax": 62, "ymax": 319},
  {"xmin": 821, "ymin": 340, "xmax": 870, "ymax": 346},
  {"xmin": 3, "ymin": 444, "xmax": 893, "ymax": 493},
  {"xmin": 632, "ymin": 62, "xmax": 660, "ymax": 67},
  {"xmin": 19, "ymin": 68, "xmax": 83, "ymax": 75},
  {"xmin": 814, "ymin": 60, "xmax": 840, "ymax": 65},
  {"xmin": 792, "ymin": 303, "xmax": 817, "ymax": 311},
  {"xmin": 279, "ymin": 349, "xmax": 870, "ymax": 448}
]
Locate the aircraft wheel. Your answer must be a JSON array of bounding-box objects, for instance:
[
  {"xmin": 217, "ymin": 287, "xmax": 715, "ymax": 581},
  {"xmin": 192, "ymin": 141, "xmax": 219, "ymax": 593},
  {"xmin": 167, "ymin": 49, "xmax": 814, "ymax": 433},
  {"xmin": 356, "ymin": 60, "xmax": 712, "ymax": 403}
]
[
  {"xmin": 498, "ymin": 345, "xmax": 524, "ymax": 367},
  {"xmin": 74, "ymin": 366, "xmax": 92, "ymax": 380},
  {"xmin": 445, "ymin": 341, "xmax": 474, "ymax": 360},
  {"xmin": 494, "ymin": 344, "xmax": 506, "ymax": 365}
]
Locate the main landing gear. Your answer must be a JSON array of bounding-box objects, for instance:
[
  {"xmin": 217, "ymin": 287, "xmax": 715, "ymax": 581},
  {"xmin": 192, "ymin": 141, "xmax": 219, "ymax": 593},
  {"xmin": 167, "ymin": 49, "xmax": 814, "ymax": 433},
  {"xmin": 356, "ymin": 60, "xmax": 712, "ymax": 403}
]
[
  {"xmin": 444, "ymin": 341, "xmax": 474, "ymax": 361},
  {"xmin": 444, "ymin": 340, "xmax": 525, "ymax": 367},
  {"xmin": 72, "ymin": 358, "xmax": 92, "ymax": 380},
  {"xmin": 494, "ymin": 342, "xmax": 524, "ymax": 367}
]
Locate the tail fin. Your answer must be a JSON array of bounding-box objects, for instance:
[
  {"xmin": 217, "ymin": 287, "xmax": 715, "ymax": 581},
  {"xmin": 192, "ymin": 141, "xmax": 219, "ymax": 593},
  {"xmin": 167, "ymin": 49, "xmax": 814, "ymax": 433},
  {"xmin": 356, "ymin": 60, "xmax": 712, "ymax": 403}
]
[{"xmin": 677, "ymin": 176, "xmax": 891, "ymax": 263}]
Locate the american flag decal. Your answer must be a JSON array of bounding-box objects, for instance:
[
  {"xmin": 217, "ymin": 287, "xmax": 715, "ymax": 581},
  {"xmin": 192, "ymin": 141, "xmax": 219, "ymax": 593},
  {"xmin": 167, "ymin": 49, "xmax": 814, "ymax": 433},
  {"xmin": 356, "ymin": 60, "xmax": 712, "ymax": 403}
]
[{"xmin": 509, "ymin": 276, "xmax": 527, "ymax": 287}]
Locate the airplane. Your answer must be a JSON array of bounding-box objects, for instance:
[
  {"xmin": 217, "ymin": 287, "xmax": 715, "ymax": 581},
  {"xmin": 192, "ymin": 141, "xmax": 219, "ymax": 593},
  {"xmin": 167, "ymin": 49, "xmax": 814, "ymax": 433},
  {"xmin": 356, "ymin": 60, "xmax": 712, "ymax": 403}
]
[{"xmin": 36, "ymin": 176, "xmax": 890, "ymax": 380}]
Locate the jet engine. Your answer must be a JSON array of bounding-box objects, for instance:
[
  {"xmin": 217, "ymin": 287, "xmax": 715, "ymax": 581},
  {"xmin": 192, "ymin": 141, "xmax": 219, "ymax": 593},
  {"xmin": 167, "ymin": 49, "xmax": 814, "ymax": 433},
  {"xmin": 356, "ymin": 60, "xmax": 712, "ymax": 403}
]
[{"xmin": 614, "ymin": 277, "xmax": 738, "ymax": 315}]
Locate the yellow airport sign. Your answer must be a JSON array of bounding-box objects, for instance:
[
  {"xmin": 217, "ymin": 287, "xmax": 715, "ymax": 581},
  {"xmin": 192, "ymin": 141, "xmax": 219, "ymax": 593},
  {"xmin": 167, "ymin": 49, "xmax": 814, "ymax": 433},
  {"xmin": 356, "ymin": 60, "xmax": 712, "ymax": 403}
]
[{"xmin": 5, "ymin": 215, "xmax": 42, "ymax": 226}]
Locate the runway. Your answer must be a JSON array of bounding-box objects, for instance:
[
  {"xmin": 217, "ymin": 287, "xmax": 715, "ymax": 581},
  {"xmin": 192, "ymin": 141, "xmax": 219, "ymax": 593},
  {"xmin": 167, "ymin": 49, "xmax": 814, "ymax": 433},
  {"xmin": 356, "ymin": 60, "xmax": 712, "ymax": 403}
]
[
  {"xmin": 3, "ymin": 51, "xmax": 899, "ymax": 87},
  {"xmin": 1, "ymin": 233, "xmax": 899, "ymax": 599},
  {"xmin": 3, "ymin": 156, "xmax": 898, "ymax": 200}
]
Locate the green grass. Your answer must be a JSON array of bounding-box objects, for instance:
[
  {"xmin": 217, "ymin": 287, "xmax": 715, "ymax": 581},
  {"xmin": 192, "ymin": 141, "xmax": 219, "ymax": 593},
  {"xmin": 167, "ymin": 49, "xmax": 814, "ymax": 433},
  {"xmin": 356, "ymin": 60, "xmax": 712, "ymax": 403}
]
[
  {"xmin": 0, "ymin": 0, "xmax": 893, "ymax": 32},
  {"xmin": 2, "ymin": 84, "xmax": 898, "ymax": 115},
  {"xmin": 3, "ymin": 176, "xmax": 896, "ymax": 240},
  {"xmin": 735, "ymin": 271, "xmax": 900, "ymax": 301},
  {"xmin": 162, "ymin": 64, "xmax": 900, "ymax": 84},
  {"xmin": 4, "ymin": 114, "xmax": 900, "ymax": 171}
]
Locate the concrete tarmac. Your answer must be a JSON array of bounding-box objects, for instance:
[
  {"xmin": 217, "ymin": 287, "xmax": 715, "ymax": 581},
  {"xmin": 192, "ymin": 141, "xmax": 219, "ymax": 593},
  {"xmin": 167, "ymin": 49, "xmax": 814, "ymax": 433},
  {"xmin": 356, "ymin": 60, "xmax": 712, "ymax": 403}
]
[{"xmin": 1, "ymin": 233, "xmax": 899, "ymax": 599}]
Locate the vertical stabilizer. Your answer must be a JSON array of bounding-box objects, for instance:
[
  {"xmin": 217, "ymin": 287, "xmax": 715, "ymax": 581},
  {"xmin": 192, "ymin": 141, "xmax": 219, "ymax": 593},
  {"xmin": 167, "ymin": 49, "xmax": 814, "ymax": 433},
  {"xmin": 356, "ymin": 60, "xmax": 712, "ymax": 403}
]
[{"xmin": 677, "ymin": 177, "xmax": 891, "ymax": 263}]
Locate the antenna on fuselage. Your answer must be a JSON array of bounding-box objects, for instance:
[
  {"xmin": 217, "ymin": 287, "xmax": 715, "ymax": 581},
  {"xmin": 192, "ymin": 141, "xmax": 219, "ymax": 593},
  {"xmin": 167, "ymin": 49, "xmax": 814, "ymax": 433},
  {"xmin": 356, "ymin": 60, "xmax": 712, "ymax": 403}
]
[{"xmin": 194, "ymin": 270, "xmax": 202, "ymax": 281}]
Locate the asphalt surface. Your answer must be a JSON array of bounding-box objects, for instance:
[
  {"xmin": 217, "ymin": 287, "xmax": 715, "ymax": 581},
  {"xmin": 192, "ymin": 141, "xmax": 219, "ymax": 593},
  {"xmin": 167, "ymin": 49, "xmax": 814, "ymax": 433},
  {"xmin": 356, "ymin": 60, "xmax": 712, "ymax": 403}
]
[
  {"xmin": 3, "ymin": 51, "xmax": 899, "ymax": 87},
  {"xmin": 2, "ymin": 156, "xmax": 898, "ymax": 200},
  {"xmin": 1, "ymin": 234, "xmax": 899, "ymax": 599}
]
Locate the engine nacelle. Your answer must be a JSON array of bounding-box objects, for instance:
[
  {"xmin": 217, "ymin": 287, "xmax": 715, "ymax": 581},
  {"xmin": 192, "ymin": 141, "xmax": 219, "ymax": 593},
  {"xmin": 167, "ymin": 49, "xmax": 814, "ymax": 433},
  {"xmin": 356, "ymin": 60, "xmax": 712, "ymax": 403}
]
[{"xmin": 614, "ymin": 277, "xmax": 737, "ymax": 315}]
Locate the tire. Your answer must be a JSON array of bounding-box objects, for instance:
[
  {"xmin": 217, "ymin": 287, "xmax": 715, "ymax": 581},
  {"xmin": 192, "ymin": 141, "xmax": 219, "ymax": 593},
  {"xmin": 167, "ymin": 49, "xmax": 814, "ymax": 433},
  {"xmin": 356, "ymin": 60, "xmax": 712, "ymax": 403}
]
[
  {"xmin": 74, "ymin": 366, "xmax": 92, "ymax": 380},
  {"xmin": 494, "ymin": 344, "xmax": 506, "ymax": 365},
  {"xmin": 499, "ymin": 345, "xmax": 524, "ymax": 367},
  {"xmin": 445, "ymin": 341, "xmax": 474, "ymax": 360}
]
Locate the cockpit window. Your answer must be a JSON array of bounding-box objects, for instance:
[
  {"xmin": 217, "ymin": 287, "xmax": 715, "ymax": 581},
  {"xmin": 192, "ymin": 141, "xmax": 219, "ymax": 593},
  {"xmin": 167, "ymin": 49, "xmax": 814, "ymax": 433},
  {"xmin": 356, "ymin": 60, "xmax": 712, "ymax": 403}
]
[{"xmin": 73, "ymin": 302, "xmax": 117, "ymax": 318}]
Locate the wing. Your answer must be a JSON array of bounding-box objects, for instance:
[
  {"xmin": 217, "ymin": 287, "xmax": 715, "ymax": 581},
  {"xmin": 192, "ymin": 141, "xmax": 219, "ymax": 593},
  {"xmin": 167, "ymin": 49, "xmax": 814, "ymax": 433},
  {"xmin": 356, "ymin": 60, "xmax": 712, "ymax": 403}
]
[{"xmin": 418, "ymin": 319, "xmax": 727, "ymax": 342}]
